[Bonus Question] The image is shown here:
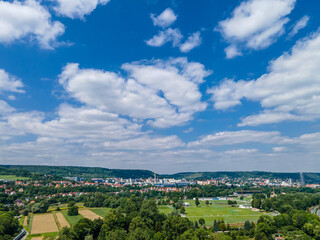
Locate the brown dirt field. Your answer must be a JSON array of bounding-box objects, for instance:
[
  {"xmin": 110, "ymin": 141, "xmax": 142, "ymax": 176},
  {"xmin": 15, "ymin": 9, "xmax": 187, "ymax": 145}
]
[
  {"xmin": 56, "ymin": 212, "xmax": 70, "ymax": 228},
  {"xmin": 31, "ymin": 237, "xmax": 43, "ymax": 240},
  {"xmin": 31, "ymin": 214, "xmax": 59, "ymax": 234},
  {"xmin": 79, "ymin": 209, "xmax": 102, "ymax": 220},
  {"xmin": 23, "ymin": 216, "xmax": 28, "ymax": 226}
]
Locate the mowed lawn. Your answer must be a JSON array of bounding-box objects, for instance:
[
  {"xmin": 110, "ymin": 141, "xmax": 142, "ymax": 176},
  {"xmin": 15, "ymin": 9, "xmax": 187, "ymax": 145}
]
[
  {"xmin": 0, "ymin": 175, "xmax": 30, "ymax": 180},
  {"xmin": 161, "ymin": 200, "xmax": 263, "ymax": 224}
]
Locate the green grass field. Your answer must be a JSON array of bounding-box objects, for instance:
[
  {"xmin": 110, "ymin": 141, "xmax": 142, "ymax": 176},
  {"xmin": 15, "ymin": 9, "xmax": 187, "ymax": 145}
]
[
  {"xmin": 61, "ymin": 211, "xmax": 84, "ymax": 226},
  {"xmin": 160, "ymin": 199, "xmax": 264, "ymax": 225},
  {"xmin": 0, "ymin": 175, "xmax": 30, "ymax": 180},
  {"xmin": 90, "ymin": 208, "xmax": 110, "ymax": 218}
]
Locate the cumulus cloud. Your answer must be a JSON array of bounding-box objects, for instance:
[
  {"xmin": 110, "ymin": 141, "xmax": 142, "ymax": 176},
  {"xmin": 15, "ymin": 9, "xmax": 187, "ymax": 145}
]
[
  {"xmin": 146, "ymin": 28, "xmax": 183, "ymax": 47},
  {"xmin": 288, "ymin": 15, "xmax": 310, "ymax": 37},
  {"xmin": 0, "ymin": 69, "xmax": 24, "ymax": 93},
  {"xmin": 147, "ymin": 8, "xmax": 201, "ymax": 52},
  {"xmin": 179, "ymin": 31, "xmax": 202, "ymax": 53},
  {"xmin": 209, "ymin": 30, "xmax": 320, "ymax": 126},
  {"xmin": 6, "ymin": 105, "xmax": 142, "ymax": 141},
  {"xmin": 218, "ymin": 0, "xmax": 295, "ymax": 58},
  {"xmin": 59, "ymin": 58, "xmax": 210, "ymax": 128},
  {"xmin": 224, "ymin": 45, "xmax": 242, "ymax": 59},
  {"xmin": 151, "ymin": 8, "xmax": 177, "ymax": 28},
  {"xmin": 54, "ymin": 0, "xmax": 110, "ymax": 20},
  {"xmin": 0, "ymin": 0, "xmax": 65, "ymax": 49}
]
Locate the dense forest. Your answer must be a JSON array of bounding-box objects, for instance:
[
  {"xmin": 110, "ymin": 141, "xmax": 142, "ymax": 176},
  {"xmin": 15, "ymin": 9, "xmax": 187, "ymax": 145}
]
[{"xmin": 1, "ymin": 165, "xmax": 154, "ymax": 179}]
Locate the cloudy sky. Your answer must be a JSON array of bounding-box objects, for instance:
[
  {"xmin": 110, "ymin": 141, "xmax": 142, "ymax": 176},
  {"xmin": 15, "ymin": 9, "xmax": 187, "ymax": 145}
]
[{"xmin": 0, "ymin": 0, "xmax": 319, "ymax": 173}]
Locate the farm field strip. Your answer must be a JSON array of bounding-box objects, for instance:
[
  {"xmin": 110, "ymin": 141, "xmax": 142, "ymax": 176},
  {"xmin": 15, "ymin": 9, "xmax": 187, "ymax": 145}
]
[
  {"xmin": 31, "ymin": 237, "xmax": 43, "ymax": 240},
  {"xmin": 61, "ymin": 211, "xmax": 84, "ymax": 226},
  {"xmin": 31, "ymin": 214, "xmax": 58, "ymax": 234},
  {"xmin": 79, "ymin": 209, "xmax": 103, "ymax": 220},
  {"xmin": 23, "ymin": 216, "xmax": 28, "ymax": 226},
  {"xmin": 55, "ymin": 212, "xmax": 70, "ymax": 228}
]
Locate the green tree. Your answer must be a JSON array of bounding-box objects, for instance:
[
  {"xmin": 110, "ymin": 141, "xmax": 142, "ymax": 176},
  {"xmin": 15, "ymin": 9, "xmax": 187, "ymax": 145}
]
[
  {"xmin": 68, "ymin": 205, "xmax": 79, "ymax": 216},
  {"xmin": 199, "ymin": 218, "xmax": 205, "ymax": 227},
  {"xmin": 195, "ymin": 197, "xmax": 200, "ymax": 207}
]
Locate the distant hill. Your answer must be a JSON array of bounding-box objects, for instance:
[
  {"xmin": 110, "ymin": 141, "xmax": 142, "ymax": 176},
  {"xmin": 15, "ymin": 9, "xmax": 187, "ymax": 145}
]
[
  {"xmin": 0, "ymin": 165, "xmax": 154, "ymax": 179},
  {"xmin": 161, "ymin": 171, "xmax": 320, "ymax": 183},
  {"xmin": 1, "ymin": 165, "xmax": 320, "ymax": 183}
]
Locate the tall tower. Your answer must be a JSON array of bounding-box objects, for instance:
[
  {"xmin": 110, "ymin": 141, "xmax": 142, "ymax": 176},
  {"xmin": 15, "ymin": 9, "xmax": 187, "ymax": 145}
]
[
  {"xmin": 154, "ymin": 173, "xmax": 157, "ymax": 183},
  {"xmin": 300, "ymin": 172, "xmax": 305, "ymax": 186}
]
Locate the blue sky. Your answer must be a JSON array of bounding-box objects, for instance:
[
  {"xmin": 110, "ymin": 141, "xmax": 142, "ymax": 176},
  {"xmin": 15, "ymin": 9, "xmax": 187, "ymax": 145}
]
[{"xmin": 0, "ymin": 0, "xmax": 319, "ymax": 173}]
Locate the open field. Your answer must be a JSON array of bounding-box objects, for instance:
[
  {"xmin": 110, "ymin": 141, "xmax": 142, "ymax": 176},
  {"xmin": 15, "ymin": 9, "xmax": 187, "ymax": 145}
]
[
  {"xmin": 61, "ymin": 211, "xmax": 84, "ymax": 226},
  {"xmin": 31, "ymin": 214, "xmax": 58, "ymax": 234},
  {"xmin": 89, "ymin": 208, "xmax": 110, "ymax": 218},
  {"xmin": 55, "ymin": 212, "xmax": 70, "ymax": 228},
  {"xmin": 0, "ymin": 175, "xmax": 30, "ymax": 180},
  {"xmin": 31, "ymin": 237, "xmax": 43, "ymax": 240},
  {"xmin": 159, "ymin": 199, "xmax": 264, "ymax": 225},
  {"xmin": 79, "ymin": 209, "xmax": 103, "ymax": 220}
]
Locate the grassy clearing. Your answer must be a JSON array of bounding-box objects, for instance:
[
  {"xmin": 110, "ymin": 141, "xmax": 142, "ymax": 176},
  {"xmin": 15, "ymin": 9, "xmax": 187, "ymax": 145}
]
[
  {"xmin": 61, "ymin": 211, "xmax": 83, "ymax": 226},
  {"xmin": 158, "ymin": 205, "xmax": 175, "ymax": 215},
  {"xmin": 0, "ymin": 175, "xmax": 30, "ymax": 180},
  {"xmin": 89, "ymin": 208, "xmax": 110, "ymax": 218}
]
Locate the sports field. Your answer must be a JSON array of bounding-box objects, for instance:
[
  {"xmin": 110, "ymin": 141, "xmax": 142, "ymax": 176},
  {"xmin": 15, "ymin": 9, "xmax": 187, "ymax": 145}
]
[{"xmin": 159, "ymin": 199, "xmax": 264, "ymax": 224}]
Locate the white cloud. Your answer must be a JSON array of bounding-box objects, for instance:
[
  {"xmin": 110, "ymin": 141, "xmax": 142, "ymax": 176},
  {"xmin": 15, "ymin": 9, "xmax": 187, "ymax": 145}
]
[
  {"xmin": 210, "ymin": 30, "xmax": 320, "ymax": 126},
  {"xmin": 0, "ymin": 100, "xmax": 15, "ymax": 115},
  {"xmin": 6, "ymin": 104, "xmax": 142, "ymax": 141},
  {"xmin": 188, "ymin": 130, "xmax": 285, "ymax": 147},
  {"xmin": 272, "ymin": 146, "xmax": 287, "ymax": 152},
  {"xmin": 146, "ymin": 28, "xmax": 183, "ymax": 47},
  {"xmin": 288, "ymin": 15, "xmax": 310, "ymax": 37},
  {"xmin": 179, "ymin": 31, "xmax": 202, "ymax": 53},
  {"xmin": 0, "ymin": 69, "xmax": 24, "ymax": 93},
  {"xmin": 54, "ymin": 0, "xmax": 110, "ymax": 20},
  {"xmin": 218, "ymin": 0, "xmax": 295, "ymax": 57},
  {"xmin": 0, "ymin": 0, "xmax": 65, "ymax": 49},
  {"xmin": 104, "ymin": 135, "xmax": 184, "ymax": 150},
  {"xmin": 151, "ymin": 8, "xmax": 177, "ymax": 28},
  {"xmin": 225, "ymin": 148, "xmax": 258, "ymax": 154},
  {"xmin": 59, "ymin": 58, "xmax": 210, "ymax": 128},
  {"xmin": 224, "ymin": 45, "xmax": 242, "ymax": 59}
]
